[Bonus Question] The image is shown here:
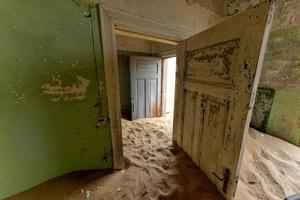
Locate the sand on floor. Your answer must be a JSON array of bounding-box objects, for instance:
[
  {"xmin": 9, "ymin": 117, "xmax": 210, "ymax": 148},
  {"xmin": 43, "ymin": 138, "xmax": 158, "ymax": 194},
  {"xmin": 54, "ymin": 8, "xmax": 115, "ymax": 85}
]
[
  {"xmin": 7, "ymin": 116, "xmax": 300, "ymax": 200},
  {"xmin": 235, "ymin": 128, "xmax": 300, "ymax": 200}
]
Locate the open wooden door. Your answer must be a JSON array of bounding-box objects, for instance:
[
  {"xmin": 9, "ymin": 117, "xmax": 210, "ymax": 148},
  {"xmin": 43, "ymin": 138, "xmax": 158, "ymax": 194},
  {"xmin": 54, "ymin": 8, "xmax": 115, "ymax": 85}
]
[
  {"xmin": 173, "ymin": 1, "xmax": 275, "ymax": 199},
  {"xmin": 131, "ymin": 56, "xmax": 162, "ymax": 120},
  {"xmin": 0, "ymin": 1, "xmax": 114, "ymax": 198}
]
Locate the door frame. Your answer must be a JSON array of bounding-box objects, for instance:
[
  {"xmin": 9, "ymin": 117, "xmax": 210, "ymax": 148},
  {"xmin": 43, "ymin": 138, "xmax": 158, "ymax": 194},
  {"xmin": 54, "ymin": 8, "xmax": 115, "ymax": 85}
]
[
  {"xmin": 98, "ymin": 4, "xmax": 192, "ymax": 169},
  {"xmin": 161, "ymin": 55, "xmax": 176, "ymax": 116}
]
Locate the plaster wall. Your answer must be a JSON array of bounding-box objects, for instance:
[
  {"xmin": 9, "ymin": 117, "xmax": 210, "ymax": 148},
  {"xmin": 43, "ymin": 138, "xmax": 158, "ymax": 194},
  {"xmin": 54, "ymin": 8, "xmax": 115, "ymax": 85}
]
[
  {"xmin": 97, "ymin": 0, "xmax": 224, "ymax": 36},
  {"xmin": 267, "ymin": 91, "xmax": 300, "ymax": 146},
  {"xmin": 226, "ymin": 0, "xmax": 300, "ymax": 146}
]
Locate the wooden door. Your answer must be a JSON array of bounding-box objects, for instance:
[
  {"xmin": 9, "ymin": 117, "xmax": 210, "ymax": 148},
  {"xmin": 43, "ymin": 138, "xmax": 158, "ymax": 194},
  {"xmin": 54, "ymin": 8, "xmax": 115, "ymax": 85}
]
[
  {"xmin": 131, "ymin": 56, "xmax": 162, "ymax": 120},
  {"xmin": 0, "ymin": 1, "xmax": 113, "ymax": 199},
  {"xmin": 173, "ymin": 1, "xmax": 275, "ymax": 199}
]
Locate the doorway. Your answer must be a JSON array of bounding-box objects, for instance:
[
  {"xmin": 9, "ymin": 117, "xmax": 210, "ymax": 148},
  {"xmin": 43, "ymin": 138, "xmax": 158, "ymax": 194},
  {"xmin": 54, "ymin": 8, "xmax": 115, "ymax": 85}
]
[
  {"xmin": 115, "ymin": 32, "xmax": 177, "ymax": 122},
  {"xmin": 163, "ymin": 57, "xmax": 176, "ymax": 116},
  {"xmin": 113, "ymin": 31, "xmax": 224, "ymax": 200},
  {"xmin": 100, "ymin": 2, "xmax": 275, "ymax": 198}
]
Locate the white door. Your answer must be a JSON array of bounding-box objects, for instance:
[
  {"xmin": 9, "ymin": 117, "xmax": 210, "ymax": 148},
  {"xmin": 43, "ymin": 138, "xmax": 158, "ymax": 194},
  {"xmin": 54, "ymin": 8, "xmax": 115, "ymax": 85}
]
[
  {"xmin": 173, "ymin": 1, "xmax": 275, "ymax": 199},
  {"xmin": 131, "ymin": 56, "xmax": 162, "ymax": 120}
]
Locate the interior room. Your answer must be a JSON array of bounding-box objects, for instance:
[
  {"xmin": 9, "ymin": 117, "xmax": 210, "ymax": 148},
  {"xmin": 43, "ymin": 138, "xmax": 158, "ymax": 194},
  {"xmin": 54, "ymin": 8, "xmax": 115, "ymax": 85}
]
[
  {"xmin": 1, "ymin": 0, "xmax": 299, "ymax": 200},
  {"xmin": 115, "ymin": 33, "xmax": 177, "ymax": 121}
]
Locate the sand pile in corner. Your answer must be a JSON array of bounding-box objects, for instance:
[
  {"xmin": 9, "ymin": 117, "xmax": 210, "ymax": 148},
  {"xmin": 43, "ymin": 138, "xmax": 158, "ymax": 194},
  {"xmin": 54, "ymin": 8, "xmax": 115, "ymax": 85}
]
[{"xmin": 235, "ymin": 128, "xmax": 300, "ymax": 200}]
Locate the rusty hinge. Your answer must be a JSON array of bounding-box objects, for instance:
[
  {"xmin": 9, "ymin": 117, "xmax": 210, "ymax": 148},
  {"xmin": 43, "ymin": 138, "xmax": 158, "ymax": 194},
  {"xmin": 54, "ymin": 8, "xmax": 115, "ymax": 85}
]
[{"xmin": 212, "ymin": 168, "xmax": 230, "ymax": 194}]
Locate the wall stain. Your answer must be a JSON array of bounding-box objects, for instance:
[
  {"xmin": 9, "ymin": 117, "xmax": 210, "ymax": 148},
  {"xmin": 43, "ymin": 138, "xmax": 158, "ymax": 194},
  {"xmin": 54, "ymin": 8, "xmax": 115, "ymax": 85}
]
[{"xmin": 41, "ymin": 75, "xmax": 90, "ymax": 102}]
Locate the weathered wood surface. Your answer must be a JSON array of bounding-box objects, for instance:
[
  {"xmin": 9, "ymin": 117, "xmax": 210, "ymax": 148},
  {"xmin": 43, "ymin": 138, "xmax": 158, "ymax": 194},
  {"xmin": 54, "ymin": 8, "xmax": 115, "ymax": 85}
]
[
  {"xmin": 173, "ymin": 1, "xmax": 276, "ymax": 199},
  {"xmin": 100, "ymin": 7, "xmax": 124, "ymax": 169}
]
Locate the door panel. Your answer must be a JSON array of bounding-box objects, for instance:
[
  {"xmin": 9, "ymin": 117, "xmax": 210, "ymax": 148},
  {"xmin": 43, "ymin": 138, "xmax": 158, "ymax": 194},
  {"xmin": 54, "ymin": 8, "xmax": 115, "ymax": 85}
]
[
  {"xmin": 173, "ymin": 1, "xmax": 275, "ymax": 199},
  {"xmin": 0, "ymin": 1, "xmax": 112, "ymax": 199},
  {"xmin": 136, "ymin": 79, "xmax": 147, "ymax": 118},
  {"xmin": 149, "ymin": 79, "xmax": 158, "ymax": 116},
  {"xmin": 131, "ymin": 56, "xmax": 162, "ymax": 120}
]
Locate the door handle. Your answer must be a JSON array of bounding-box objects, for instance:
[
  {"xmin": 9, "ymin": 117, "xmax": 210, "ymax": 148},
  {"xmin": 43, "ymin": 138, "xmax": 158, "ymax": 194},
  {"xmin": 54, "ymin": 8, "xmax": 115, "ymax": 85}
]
[
  {"xmin": 212, "ymin": 168, "xmax": 230, "ymax": 194},
  {"xmin": 97, "ymin": 117, "xmax": 110, "ymax": 127}
]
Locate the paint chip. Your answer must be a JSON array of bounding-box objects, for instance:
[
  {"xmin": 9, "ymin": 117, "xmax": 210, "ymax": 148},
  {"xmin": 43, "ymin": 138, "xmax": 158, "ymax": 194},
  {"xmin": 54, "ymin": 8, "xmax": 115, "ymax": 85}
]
[
  {"xmin": 41, "ymin": 75, "xmax": 90, "ymax": 102},
  {"xmin": 86, "ymin": 190, "xmax": 91, "ymax": 199}
]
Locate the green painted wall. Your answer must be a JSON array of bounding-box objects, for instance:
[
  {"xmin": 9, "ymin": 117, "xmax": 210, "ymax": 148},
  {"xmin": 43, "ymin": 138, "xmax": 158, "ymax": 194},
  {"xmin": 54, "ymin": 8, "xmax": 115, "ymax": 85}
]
[
  {"xmin": 250, "ymin": 88, "xmax": 275, "ymax": 132},
  {"xmin": 0, "ymin": 1, "xmax": 112, "ymax": 199},
  {"xmin": 267, "ymin": 91, "xmax": 300, "ymax": 146},
  {"xmin": 256, "ymin": 0, "xmax": 300, "ymax": 147}
]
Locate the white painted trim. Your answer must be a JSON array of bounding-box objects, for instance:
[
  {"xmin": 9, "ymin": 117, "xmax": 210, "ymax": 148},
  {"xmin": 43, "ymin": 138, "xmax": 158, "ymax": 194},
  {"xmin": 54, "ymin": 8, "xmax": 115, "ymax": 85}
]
[
  {"xmin": 115, "ymin": 29, "xmax": 178, "ymax": 45},
  {"xmin": 98, "ymin": 4, "xmax": 194, "ymax": 169},
  {"xmin": 99, "ymin": 4, "xmax": 194, "ymax": 41}
]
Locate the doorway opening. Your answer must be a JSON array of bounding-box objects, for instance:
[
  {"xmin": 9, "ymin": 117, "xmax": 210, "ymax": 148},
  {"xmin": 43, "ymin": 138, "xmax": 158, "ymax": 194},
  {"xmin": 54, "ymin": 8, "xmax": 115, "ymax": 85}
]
[
  {"xmin": 115, "ymin": 31, "xmax": 177, "ymax": 124},
  {"xmin": 112, "ymin": 31, "xmax": 224, "ymax": 199},
  {"xmin": 163, "ymin": 57, "xmax": 176, "ymax": 116}
]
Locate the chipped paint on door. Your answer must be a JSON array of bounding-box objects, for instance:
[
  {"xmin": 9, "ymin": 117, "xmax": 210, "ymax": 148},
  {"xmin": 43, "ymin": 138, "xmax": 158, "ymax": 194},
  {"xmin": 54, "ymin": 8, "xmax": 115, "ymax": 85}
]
[{"xmin": 173, "ymin": 1, "xmax": 275, "ymax": 199}]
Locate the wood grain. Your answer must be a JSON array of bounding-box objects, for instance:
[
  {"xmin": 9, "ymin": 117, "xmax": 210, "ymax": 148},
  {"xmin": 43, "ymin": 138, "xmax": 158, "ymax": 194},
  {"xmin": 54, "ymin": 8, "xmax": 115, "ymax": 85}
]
[{"xmin": 173, "ymin": 1, "xmax": 276, "ymax": 199}]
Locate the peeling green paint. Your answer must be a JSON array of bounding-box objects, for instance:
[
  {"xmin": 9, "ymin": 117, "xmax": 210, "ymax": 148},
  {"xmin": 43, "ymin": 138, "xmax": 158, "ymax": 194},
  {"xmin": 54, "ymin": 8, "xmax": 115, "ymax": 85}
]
[
  {"xmin": 251, "ymin": 88, "xmax": 275, "ymax": 132},
  {"xmin": 0, "ymin": 1, "xmax": 112, "ymax": 199},
  {"xmin": 267, "ymin": 91, "xmax": 300, "ymax": 146}
]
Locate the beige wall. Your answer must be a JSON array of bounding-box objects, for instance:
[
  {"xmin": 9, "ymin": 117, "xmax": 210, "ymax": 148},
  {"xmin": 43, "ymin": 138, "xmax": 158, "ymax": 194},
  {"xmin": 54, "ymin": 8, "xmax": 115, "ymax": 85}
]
[
  {"xmin": 97, "ymin": 0, "xmax": 224, "ymax": 36},
  {"xmin": 116, "ymin": 35, "xmax": 176, "ymax": 55}
]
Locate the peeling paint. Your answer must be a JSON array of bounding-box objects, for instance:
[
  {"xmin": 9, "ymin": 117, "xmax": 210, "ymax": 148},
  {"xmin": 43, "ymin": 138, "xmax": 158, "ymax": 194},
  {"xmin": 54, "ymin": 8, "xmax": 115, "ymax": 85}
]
[
  {"xmin": 11, "ymin": 87, "xmax": 29, "ymax": 104},
  {"xmin": 226, "ymin": 0, "xmax": 261, "ymax": 16},
  {"xmin": 187, "ymin": 39, "xmax": 240, "ymax": 84},
  {"xmin": 251, "ymin": 88, "xmax": 275, "ymax": 132},
  {"xmin": 185, "ymin": 0, "xmax": 224, "ymax": 15},
  {"xmin": 99, "ymin": 80, "xmax": 105, "ymax": 92},
  {"xmin": 41, "ymin": 75, "xmax": 90, "ymax": 102}
]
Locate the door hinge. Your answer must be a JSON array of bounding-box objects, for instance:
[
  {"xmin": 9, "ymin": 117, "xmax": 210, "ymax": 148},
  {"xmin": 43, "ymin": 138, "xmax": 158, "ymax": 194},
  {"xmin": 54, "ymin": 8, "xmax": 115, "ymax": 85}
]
[
  {"xmin": 132, "ymin": 104, "xmax": 135, "ymax": 113},
  {"xmin": 212, "ymin": 168, "xmax": 230, "ymax": 194},
  {"xmin": 97, "ymin": 117, "xmax": 110, "ymax": 127}
]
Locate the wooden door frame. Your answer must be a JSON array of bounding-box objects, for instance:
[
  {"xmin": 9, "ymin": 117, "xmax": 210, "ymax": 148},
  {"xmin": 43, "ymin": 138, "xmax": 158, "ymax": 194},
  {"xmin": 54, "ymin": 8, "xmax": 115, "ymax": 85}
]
[
  {"xmin": 161, "ymin": 55, "xmax": 176, "ymax": 116},
  {"xmin": 98, "ymin": 4, "xmax": 193, "ymax": 169}
]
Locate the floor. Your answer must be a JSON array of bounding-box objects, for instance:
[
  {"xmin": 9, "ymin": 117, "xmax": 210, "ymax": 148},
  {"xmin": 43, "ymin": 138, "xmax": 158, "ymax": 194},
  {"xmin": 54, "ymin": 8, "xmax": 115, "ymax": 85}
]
[
  {"xmin": 7, "ymin": 116, "xmax": 300, "ymax": 200},
  {"xmin": 235, "ymin": 128, "xmax": 300, "ymax": 200},
  {"xmin": 7, "ymin": 116, "xmax": 224, "ymax": 200}
]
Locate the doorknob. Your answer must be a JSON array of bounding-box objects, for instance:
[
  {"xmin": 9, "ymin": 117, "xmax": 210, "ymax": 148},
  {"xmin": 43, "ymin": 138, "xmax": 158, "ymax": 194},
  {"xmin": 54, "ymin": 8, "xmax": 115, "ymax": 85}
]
[{"xmin": 212, "ymin": 168, "xmax": 230, "ymax": 194}]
